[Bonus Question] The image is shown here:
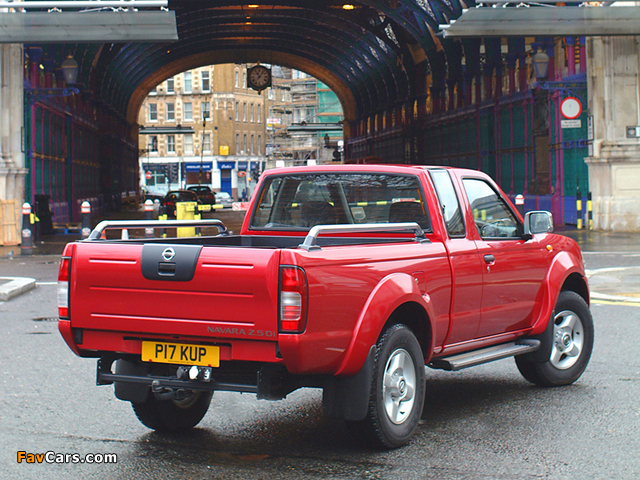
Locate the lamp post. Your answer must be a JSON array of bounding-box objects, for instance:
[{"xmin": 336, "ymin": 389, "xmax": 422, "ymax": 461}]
[
  {"xmin": 200, "ymin": 117, "xmax": 205, "ymax": 185},
  {"xmin": 532, "ymin": 47, "xmax": 586, "ymax": 102},
  {"xmin": 532, "ymin": 47, "xmax": 549, "ymax": 81},
  {"xmin": 61, "ymin": 54, "xmax": 79, "ymax": 85}
]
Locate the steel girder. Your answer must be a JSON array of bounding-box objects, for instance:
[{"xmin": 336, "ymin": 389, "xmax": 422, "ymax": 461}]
[{"xmin": 27, "ymin": 0, "xmax": 469, "ymax": 125}]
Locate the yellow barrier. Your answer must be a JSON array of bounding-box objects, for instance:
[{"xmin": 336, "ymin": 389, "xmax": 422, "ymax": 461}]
[
  {"xmin": 197, "ymin": 204, "xmax": 225, "ymax": 212},
  {"xmin": 176, "ymin": 202, "xmax": 197, "ymax": 237}
]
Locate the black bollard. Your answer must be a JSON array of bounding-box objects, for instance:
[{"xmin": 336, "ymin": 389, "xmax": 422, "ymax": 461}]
[
  {"xmin": 587, "ymin": 192, "xmax": 593, "ymax": 230},
  {"xmin": 81, "ymin": 201, "xmax": 91, "ymax": 239},
  {"xmin": 20, "ymin": 202, "xmax": 33, "ymax": 255},
  {"xmin": 576, "ymin": 187, "xmax": 583, "ymax": 230}
]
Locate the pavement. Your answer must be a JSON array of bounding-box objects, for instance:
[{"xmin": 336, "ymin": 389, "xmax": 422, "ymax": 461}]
[{"xmin": 1, "ymin": 214, "xmax": 639, "ymax": 305}]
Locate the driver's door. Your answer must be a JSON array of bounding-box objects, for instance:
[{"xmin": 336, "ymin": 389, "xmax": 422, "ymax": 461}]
[{"xmin": 461, "ymin": 178, "xmax": 549, "ymax": 338}]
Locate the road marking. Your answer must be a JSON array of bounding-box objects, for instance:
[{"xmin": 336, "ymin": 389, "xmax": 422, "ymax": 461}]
[
  {"xmin": 583, "ymin": 252, "xmax": 640, "ymax": 257},
  {"xmin": 36, "ymin": 282, "xmax": 57, "ymax": 286},
  {"xmin": 591, "ymin": 298, "xmax": 640, "ymax": 307}
]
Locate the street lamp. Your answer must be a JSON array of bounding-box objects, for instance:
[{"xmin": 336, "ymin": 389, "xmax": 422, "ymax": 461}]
[
  {"xmin": 531, "ymin": 46, "xmax": 586, "ymax": 103},
  {"xmin": 200, "ymin": 113, "xmax": 206, "ymax": 185},
  {"xmin": 60, "ymin": 54, "xmax": 79, "ymax": 85},
  {"xmin": 532, "ymin": 47, "xmax": 549, "ymax": 81}
]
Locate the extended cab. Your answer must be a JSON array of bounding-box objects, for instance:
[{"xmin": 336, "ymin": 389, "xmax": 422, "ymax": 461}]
[{"xmin": 58, "ymin": 165, "xmax": 593, "ymax": 448}]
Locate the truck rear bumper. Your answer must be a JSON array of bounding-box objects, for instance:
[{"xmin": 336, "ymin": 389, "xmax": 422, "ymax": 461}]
[
  {"xmin": 59, "ymin": 320, "xmax": 281, "ymax": 364},
  {"xmin": 99, "ymin": 355, "xmax": 326, "ymax": 403}
]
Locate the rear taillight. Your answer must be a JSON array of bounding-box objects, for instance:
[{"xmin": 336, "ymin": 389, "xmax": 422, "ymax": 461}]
[
  {"xmin": 58, "ymin": 255, "xmax": 71, "ymax": 319},
  {"xmin": 279, "ymin": 266, "xmax": 308, "ymax": 333}
]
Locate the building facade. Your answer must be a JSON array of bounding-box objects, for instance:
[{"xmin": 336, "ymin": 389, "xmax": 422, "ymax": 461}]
[
  {"xmin": 266, "ymin": 68, "xmax": 344, "ymax": 167},
  {"xmin": 347, "ymin": 37, "xmax": 590, "ymax": 227},
  {"xmin": 138, "ymin": 64, "xmax": 267, "ymax": 201}
]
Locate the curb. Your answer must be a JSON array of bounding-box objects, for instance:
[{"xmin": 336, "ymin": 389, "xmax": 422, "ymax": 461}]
[
  {"xmin": 0, "ymin": 277, "xmax": 37, "ymax": 301},
  {"xmin": 590, "ymin": 292, "xmax": 640, "ymax": 305}
]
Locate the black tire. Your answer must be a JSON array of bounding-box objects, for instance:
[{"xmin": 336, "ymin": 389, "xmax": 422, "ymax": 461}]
[
  {"xmin": 132, "ymin": 390, "xmax": 213, "ymax": 432},
  {"xmin": 347, "ymin": 324, "xmax": 426, "ymax": 449},
  {"xmin": 516, "ymin": 290, "xmax": 594, "ymax": 387}
]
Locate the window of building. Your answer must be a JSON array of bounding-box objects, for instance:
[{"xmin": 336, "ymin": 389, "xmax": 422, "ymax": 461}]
[
  {"xmin": 167, "ymin": 135, "xmax": 175, "ymax": 153},
  {"xmin": 149, "ymin": 136, "xmax": 158, "ymax": 152},
  {"xmin": 243, "ymin": 134, "xmax": 247, "ymax": 154},
  {"xmin": 251, "ymin": 134, "xmax": 254, "ymax": 154},
  {"xmin": 201, "ymin": 101, "xmax": 210, "ymax": 121},
  {"xmin": 243, "ymin": 103, "xmax": 247, "ymax": 122},
  {"xmin": 146, "ymin": 170, "xmax": 165, "ymax": 187},
  {"xmin": 235, "ymin": 71, "xmax": 239, "ymax": 88},
  {"xmin": 250, "ymin": 104, "xmax": 254, "ymax": 122},
  {"xmin": 235, "ymin": 102, "xmax": 239, "ymax": 121},
  {"xmin": 202, "ymin": 71, "xmax": 210, "ymax": 92},
  {"xmin": 243, "ymin": 71, "xmax": 247, "ymax": 89},
  {"xmin": 184, "ymin": 72, "xmax": 192, "ymax": 93},
  {"xmin": 184, "ymin": 102, "xmax": 193, "ymax": 121},
  {"xmin": 166, "ymin": 78, "xmax": 174, "ymax": 94},
  {"xmin": 268, "ymin": 88, "xmax": 274, "ymax": 100},
  {"xmin": 166, "ymin": 103, "xmax": 175, "ymax": 122},
  {"xmin": 235, "ymin": 134, "xmax": 239, "ymax": 153},
  {"xmin": 257, "ymin": 104, "xmax": 262, "ymax": 123},
  {"xmin": 258, "ymin": 135, "xmax": 261, "ymax": 154},
  {"xmin": 149, "ymin": 103, "xmax": 157, "ymax": 122},
  {"xmin": 203, "ymin": 133, "xmax": 211, "ymax": 153},
  {"xmin": 149, "ymin": 87, "xmax": 157, "ymax": 96},
  {"xmin": 184, "ymin": 134, "xmax": 193, "ymax": 154}
]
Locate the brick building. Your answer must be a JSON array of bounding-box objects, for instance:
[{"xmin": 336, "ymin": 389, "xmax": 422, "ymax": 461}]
[{"xmin": 138, "ymin": 64, "xmax": 267, "ymax": 201}]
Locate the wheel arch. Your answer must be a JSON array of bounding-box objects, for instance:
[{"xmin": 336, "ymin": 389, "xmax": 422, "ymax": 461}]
[
  {"xmin": 561, "ymin": 272, "xmax": 589, "ymax": 306},
  {"xmin": 529, "ymin": 250, "xmax": 589, "ymax": 336},
  {"xmin": 383, "ymin": 301, "xmax": 433, "ymax": 363},
  {"xmin": 334, "ymin": 272, "xmax": 435, "ymax": 377}
]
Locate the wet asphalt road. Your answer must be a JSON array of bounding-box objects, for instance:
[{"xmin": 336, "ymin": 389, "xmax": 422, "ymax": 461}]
[{"xmin": 1, "ymin": 233, "xmax": 640, "ymax": 479}]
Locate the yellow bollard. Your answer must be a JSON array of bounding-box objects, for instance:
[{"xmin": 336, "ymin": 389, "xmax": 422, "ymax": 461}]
[{"xmin": 176, "ymin": 201, "xmax": 197, "ymax": 237}]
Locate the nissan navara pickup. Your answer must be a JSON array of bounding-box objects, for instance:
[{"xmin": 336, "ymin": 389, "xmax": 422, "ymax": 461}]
[{"xmin": 58, "ymin": 165, "xmax": 593, "ymax": 448}]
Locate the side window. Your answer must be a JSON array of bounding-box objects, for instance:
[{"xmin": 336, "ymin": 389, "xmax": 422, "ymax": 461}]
[
  {"xmin": 429, "ymin": 170, "xmax": 465, "ymax": 237},
  {"xmin": 462, "ymin": 178, "xmax": 519, "ymax": 239}
]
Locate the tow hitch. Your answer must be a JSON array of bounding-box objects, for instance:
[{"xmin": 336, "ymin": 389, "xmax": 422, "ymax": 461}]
[{"xmin": 97, "ymin": 356, "xmax": 259, "ymax": 403}]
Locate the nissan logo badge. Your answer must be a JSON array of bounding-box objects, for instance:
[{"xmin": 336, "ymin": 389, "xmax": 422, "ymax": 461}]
[{"xmin": 162, "ymin": 247, "xmax": 175, "ymax": 261}]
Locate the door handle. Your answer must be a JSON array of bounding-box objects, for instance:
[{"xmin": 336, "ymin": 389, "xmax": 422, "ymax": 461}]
[{"xmin": 484, "ymin": 254, "xmax": 495, "ymax": 264}]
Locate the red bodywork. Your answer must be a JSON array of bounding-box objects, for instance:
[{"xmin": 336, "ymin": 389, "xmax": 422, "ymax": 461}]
[{"xmin": 58, "ymin": 165, "xmax": 588, "ymax": 379}]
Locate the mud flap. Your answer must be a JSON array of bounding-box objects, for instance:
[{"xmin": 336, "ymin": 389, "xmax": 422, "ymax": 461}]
[
  {"xmin": 518, "ymin": 313, "xmax": 555, "ymax": 363},
  {"xmin": 114, "ymin": 360, "xmax": 151, "ymax": 403},
  {"xmin": 322, "ymin": 345, "xmax": 375, "ymax": 421}
]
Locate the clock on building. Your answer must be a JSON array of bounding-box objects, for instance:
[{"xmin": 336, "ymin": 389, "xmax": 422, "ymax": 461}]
[{"xmin": 247, "ymin": 64, "xmax": 272, "ymax": 92}]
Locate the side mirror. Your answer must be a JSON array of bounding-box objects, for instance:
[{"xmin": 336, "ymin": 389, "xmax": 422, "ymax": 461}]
[{"xmin": 524, "ymin": 211, "xmax": 554, "ymax": 235}]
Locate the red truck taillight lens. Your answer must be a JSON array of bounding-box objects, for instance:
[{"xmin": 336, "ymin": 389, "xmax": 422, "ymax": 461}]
[
  {"xmin": 58, "ymin": 256, "xmax": 71, "ymax": 319},
  {"xmin": 279, "ymin": 266, "xmax": 308, "ymax": 333}
]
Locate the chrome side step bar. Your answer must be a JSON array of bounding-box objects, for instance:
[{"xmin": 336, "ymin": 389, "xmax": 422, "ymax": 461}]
[{"xmin": 428, "ymin": 339, "xmax": 541, "ymax": 371}]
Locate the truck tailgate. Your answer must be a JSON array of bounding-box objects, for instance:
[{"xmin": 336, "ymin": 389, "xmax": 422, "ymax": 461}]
[{"xmin": 69, "ymin": 242, "xmax": 280, "ymax": 340}]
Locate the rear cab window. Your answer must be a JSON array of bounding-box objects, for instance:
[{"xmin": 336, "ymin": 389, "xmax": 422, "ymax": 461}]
[
  {"xmin": 428, "ymin": 169, "xmax": 465, "ymax": 238},
  {"xmin": 249, "ymin": 173, "xmax": 432, "ymax": 233}
]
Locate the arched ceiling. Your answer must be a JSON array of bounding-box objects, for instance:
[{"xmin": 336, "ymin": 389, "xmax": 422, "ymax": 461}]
[{"xmin": 28, "ymin": 0, "xmax": 468, "ymax": 125}]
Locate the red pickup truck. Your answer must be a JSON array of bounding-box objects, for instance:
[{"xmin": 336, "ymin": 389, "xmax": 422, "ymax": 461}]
[{"xmin": 58, "ymin": 165, "xmax": 593, "ymax": 448}]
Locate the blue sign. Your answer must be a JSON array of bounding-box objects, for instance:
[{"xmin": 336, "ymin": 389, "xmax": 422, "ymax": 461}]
[
  {"xmin": 237, "ymin": 161, "xmax": 248, "ymax": 170},
  {"xmin": 217, "ymin": 161, "xmax": 235, "ymax": 170},
  {"xmin": 185, "ymin": 162, "xmax": 212, "ymax": 172}
]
